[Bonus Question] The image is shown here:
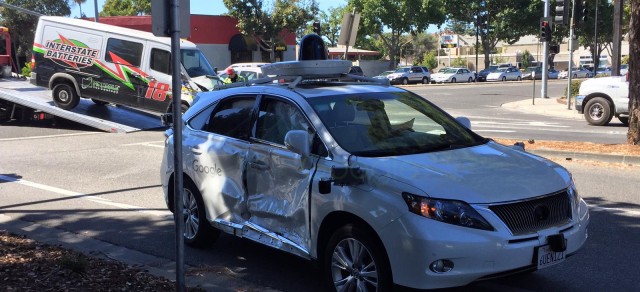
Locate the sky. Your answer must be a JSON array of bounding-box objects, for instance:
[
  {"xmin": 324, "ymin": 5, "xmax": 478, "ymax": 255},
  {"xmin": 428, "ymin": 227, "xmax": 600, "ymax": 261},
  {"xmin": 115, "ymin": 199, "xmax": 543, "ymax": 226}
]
[{"xmin": 70, "ymin": 0, "xmax": 349, "ymax": 18}]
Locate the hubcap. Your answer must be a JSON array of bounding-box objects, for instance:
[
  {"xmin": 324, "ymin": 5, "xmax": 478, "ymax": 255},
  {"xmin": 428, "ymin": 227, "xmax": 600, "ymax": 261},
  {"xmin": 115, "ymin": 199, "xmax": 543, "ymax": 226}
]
[
  {"xmin": 589, "ymin": 104, "xmax": 604, "ymax": 120},
  {"xmin": 182, "ymin": 188, "xmax": 199, "ymax": 239},
  {"xmin": 58, "ymin": 91, "xmax": 69, "ymax": 103},
  {"xmin": 331, "ymin": 238, "xmax": 378, "ymax": 292}
]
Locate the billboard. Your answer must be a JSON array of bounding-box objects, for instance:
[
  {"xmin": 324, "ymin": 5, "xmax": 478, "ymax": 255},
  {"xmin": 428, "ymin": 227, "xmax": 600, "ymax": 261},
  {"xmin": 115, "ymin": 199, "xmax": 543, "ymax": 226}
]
[{"xmin": 440, "ymin": 35, "xmax": 458, "ymax": 49}]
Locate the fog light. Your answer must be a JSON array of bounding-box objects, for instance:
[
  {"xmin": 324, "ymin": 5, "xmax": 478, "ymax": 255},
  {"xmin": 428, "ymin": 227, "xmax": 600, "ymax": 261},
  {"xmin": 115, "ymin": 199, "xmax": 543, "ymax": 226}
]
[{"xmin": 429, "ymin": 259, "xmax": 454, "ymax": 273}]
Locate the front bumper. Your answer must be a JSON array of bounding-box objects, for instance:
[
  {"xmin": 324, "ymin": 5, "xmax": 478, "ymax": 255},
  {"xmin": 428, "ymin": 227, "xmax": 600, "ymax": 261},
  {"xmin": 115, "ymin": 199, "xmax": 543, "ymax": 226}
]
[
  {"xmin": 575, "ymin": 95, "xmax": 585, "ymax": 113},
  {"xmin": 377, "ymin": 199, "xmax": 590, "ymax": 290}
]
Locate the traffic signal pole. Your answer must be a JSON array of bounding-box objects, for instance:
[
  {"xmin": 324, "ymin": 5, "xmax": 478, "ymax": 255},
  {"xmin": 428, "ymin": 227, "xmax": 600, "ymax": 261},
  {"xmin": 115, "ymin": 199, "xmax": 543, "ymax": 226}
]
[
  {"xmin": 542, "ymin": 0, "xmax": 550, "ymax": 99},
  {"xmin": 567, "ymin": 0, "xmax": 576, "ymax": 110}
]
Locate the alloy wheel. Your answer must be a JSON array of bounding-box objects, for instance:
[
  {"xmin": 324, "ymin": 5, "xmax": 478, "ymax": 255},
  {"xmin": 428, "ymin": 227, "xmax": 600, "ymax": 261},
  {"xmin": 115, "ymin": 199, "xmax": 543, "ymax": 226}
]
[{"xmin": 331, "ymin": 238, "xmax": 379, "ymax": 291}]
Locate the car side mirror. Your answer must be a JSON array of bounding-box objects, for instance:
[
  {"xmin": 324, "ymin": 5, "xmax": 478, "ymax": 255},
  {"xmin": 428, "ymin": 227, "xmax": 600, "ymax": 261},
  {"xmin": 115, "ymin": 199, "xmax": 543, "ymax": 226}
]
[
  {"xmin": 285, "ymin": 130, "xmax": 312, "ymax": 169},
  {"xmin": 456, "ymin": 116, "xmax": 471, "ymax": 129}
]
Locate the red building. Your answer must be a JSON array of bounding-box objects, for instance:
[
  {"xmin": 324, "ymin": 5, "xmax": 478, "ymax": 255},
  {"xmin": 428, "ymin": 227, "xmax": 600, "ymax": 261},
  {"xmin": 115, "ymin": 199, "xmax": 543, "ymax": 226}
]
[{"xmin": 93, "ymin": 15, "xmax": 296, "ymax": 69}]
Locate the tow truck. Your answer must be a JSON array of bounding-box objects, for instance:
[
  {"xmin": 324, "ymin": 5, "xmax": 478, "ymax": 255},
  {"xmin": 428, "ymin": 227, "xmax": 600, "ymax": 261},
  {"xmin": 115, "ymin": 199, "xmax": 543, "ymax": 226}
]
[{"xmin": 0, "ymin": 26, "xmax": 162, "ymax": 133}]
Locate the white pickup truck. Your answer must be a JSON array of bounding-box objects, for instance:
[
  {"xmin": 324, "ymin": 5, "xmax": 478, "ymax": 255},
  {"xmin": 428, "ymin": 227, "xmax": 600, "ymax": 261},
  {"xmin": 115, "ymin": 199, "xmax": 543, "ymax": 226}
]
[{"xmin": 575, "ymin": 75, "xmax": 629, "ymax": 126}]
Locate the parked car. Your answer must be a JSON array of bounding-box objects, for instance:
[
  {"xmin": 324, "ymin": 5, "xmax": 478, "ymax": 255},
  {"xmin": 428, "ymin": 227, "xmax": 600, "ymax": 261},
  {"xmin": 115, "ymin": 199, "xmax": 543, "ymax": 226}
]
[
  {"xmin": 596, "ymin": 67, "xmax": 612, "ymax": 77},
  {"xmin": 559, "ymin": 68, "xmax": 593, "ymax": 79},
  {"xmin": 476, "ymin": 65, "xmax": 499, "ymax": 81},
  {"xmin": 620, "ymin": 64, "xmax": 628, "ymax": 75},
  {"xmin": 218, "ymin": 67, "xmax": 268, "ymax": 81},
  {"xmin": 386, "ymin": 66, "xmax": 431, "ymax": 85},
  {"xmin": 160, "ymin": 59, "xmax": 589, "ymax": 291},
  {"xmin": 348, "ymin": 66, "xmax": 365, "ymax": 77},
  {"xmin": 486, "ymin": 67, "xmax": 522, "ymax": 81},
  {"xmin": 431, "ymin": 67, "xmax": 475, "ymax": 83},
  {"xmin": 576, "ymin": 75, "xmax": 629, "ymax": 126},
  {"xmin": 521, "ymin": 67, "xmax": 558, "ymax": 80},
  {"xmin": 373, "ymin": 70, "xmax": 395, "ymax": 79},
  {"xmin": 548, "ymin": 69, "xmax": 559, "ymax": 79}
]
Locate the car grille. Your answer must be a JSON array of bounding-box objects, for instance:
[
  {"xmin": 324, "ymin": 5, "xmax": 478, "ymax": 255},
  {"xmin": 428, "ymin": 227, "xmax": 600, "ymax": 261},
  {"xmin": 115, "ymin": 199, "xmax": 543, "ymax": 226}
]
[{"xmin": 489, "ymin": 190, "xmax": 572, "ymax": 236}]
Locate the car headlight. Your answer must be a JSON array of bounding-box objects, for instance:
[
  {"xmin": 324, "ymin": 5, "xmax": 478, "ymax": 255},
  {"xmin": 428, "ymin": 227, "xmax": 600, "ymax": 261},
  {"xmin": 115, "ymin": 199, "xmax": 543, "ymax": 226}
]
[
  {"xmin": 568, "ymin": 176, "xmax": 581, "ymax": 210},
  {"xmin": 401, "ymin": 192, "xmax": 494, "ymax": 231}
]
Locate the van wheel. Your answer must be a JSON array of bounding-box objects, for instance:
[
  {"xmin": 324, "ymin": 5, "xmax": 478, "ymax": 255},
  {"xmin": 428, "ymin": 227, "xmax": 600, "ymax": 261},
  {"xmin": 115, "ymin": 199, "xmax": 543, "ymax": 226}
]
[
  {"xmin": 52, "ymin": 83, "xmax": 80, "ymax": 110},
  {"xmin": 179, "ymin": 178, "xmax": 220, "ymax": 247},
  {"xmin": 584, "ymin": 97, "xmax": 613, "ymax": 126},
  {"xmin": 91, "ymin": 99, "xmax": 109, "ymax": 105},
  {"xmin": 323, "ymin": 224, "xmax": 392, "ymax": 292}
]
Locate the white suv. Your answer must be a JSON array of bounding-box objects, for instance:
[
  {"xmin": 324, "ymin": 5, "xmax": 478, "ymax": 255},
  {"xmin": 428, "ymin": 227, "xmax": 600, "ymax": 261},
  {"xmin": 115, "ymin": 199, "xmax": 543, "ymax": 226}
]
[
  {"xmin": 386, "ymin": 66, "xmax": 431, "ymax": 85},
  {"xmin": 160, "ymin": 60, "xmax": 589, "ymax": 291}
]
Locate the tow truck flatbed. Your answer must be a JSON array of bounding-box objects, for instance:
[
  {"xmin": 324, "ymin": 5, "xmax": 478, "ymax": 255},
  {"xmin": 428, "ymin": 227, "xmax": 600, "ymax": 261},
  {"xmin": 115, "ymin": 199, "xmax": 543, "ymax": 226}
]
[{"xmin": 0, "ymin": 78, "xmax": 163, "ymax": 133}]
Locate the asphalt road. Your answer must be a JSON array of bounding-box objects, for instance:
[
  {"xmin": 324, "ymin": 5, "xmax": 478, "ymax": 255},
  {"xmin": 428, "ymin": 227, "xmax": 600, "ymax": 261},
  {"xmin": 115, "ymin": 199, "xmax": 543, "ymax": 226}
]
[{"xmin": 1, "ymin": 81, "xmax": 638, "ymax": 291}]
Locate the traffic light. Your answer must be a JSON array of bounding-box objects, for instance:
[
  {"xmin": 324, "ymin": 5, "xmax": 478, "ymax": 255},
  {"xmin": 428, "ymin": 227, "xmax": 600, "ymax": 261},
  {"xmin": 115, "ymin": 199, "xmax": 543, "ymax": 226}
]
[
  {"xmin": 540, "ymin": 20, "xmax": 552, "ymax": 42},
  {"xmin": 554, "ymin": 0, "xmax": 569, "ymax": 25},
  {"xmin": 313, "ymin": 21, "xmax": 321, "ymax": 35},
  {"xmin": 575, "ymin": 0, "xmax": 588, "ymax": 24}
]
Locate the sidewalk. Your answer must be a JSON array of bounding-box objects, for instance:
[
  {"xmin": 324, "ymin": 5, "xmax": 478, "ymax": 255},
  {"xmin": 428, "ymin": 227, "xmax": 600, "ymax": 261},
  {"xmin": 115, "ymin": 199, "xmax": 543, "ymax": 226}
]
[
  {"xmin": 501, "ymin": 96, "xmax": 583, "ymax": 120},
  {"xmin": 501, "ymin": 97, "xmax": 640, "ymax": 166}
]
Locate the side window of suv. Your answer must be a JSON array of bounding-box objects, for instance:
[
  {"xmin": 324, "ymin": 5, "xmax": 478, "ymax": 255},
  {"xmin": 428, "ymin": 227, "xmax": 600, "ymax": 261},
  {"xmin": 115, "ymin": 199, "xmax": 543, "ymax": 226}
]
[{"xmin": 194, "ymin": 96, "xmax": 256, "ymax": 140}]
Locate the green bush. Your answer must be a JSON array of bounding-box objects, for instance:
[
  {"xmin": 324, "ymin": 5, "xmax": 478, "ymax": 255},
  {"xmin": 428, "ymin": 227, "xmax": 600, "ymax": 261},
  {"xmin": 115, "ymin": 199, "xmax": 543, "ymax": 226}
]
[
  {"xmin": 563, "ymin": 79, "xmax": 583, "ymax": 99},
  {"xmin": 21, "ymin": 62, "xmax": 31, "ymax": 77}
]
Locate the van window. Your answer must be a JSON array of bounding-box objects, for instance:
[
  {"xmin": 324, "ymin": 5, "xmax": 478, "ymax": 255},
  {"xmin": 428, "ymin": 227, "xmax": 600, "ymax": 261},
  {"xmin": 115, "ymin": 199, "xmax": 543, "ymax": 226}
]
[
  {"xmin": 151, "ymin": 48, "xmax": 171, "ymax": 75},
  {"xmin": 181, "ymin": 49, "xmax": 216, "ymax": 78},
  {"xmin": 105, "ymin": 38, "xmax": 143, "ymax": 67}
]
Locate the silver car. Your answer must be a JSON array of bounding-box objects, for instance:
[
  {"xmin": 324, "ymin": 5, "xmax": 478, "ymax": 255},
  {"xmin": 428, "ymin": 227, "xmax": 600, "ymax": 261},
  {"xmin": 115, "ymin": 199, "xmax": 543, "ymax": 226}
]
[
  {"xmin": 486, "ymin": 67, "xmax": 522, "ymax": 81},
  {"xmin": 559, "ymin": 68, "xmax": 593, "ymax": 79},
  {"xmin": 160, "ymin": 60, "xmax": 589, "ymax": 291}
]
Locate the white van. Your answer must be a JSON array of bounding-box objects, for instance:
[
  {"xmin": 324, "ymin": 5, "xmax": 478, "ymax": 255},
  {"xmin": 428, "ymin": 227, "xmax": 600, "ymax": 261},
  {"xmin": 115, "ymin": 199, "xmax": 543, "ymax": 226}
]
[{"xmin": 30, "ymin": 16, "xmax": 221, "ymax": 113}]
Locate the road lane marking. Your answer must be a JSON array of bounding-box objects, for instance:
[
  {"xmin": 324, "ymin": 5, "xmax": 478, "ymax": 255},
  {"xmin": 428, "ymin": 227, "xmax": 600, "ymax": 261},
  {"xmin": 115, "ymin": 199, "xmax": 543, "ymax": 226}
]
[
  {"xmin": 0, "ymin": 174, "xmax": 172, "ymax": 218},
  {"xmin": 121, "ymin": 141, "xmax": 165, "ymax": 148}
]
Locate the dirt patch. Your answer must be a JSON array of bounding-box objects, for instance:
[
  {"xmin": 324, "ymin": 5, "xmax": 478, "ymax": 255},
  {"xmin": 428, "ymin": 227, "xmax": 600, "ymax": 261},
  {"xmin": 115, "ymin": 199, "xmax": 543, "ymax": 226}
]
[{"xmin": 493, "ymin": 138, "xmax": 640, "ymax": 156}]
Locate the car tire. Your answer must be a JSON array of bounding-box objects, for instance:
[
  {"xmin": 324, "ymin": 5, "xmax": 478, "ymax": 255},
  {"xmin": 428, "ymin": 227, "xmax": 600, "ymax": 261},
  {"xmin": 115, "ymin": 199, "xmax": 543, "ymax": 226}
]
[
  {"xmin": 91, "ymin": 98, "xmax": 109, "ymax": 105},
  {"xmin": 451, "ymin": 77, "xmax": 456, "ymax": 83},
  {"xmin": 422, "ymin": 77, "xmax": 428, "ymax": 84},
  {"xmin": 517, "ymin": 76, "xmax": 522, "ymax": 81},
  {"xmin": 502, "ymin": 76, "xmax": 506, "ymax": 81},
  {"xmin": 401, "ymin": 78, "xmax": 409, "ymax": 85},
  {"xmin": 573, "ymin": 74, "xmax": 578, "ymax": 78},
  {"xmin": 586, "ymin": 73, "xmax": 592, "ymax": 78},
  {"xmin": 468, "ymin": 77, "xmax": 473, "ymax": 82},
  {"xmin": 584, "ymin": 97, "xmax": 613, "ymax": 126},
  {"xmin": 52, "ymin": 83, "xmax": 80, "ymax": 110},
  {"xmin": 619, "ymin": 116, "xmax": 629, "ymax": 126},
  {"xmin": 180, "ymin": 178, "xmax": 220, "ymax": 247},
  {"xmin": 324, "ymin": 224, "xmax": 392, "ymax": 292}
]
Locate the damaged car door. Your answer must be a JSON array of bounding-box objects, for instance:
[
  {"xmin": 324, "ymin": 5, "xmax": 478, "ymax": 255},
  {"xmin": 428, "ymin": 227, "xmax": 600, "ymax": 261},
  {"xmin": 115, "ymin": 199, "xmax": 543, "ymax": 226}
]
[{"xmin": 245, "ymin": 96, "xmax": 317, "ymax": 255}]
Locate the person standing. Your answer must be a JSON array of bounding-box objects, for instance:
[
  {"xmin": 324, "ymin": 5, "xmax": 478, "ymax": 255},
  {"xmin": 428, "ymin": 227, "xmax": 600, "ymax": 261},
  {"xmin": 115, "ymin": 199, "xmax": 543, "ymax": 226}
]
[{"xmin": 223, "ymin": 67, "xmax": 246, "ymax": 83}]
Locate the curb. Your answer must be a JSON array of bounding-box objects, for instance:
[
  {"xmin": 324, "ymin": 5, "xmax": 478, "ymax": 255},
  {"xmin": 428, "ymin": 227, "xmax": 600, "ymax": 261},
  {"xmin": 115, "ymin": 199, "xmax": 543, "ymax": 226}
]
[
  {"xmin": 529, "ymin": 149, "xmax": 640, "ymax": 166},
  {"xmin": 0, "ymin": 215, "xmax": 281, "ymax": 292}
]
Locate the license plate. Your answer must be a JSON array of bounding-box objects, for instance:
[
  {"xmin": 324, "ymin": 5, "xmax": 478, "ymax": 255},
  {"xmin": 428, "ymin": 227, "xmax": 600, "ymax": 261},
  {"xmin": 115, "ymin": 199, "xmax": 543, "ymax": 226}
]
[{"xmin": 536, "ymin": 244, "xmax": 565, "ymax": 269}]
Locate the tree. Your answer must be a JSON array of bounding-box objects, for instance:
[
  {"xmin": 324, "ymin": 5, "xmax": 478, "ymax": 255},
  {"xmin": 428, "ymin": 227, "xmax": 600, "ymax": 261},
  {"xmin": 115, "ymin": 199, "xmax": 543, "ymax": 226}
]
[
  {"xmin": 628, "ymin": 0, "xmax": 639, "ymax": 144},
  {"xmin": 318, "ymin": 6, "xmax": 346, "ymax": 47},
  {"xmin": 224, "ymin": 0, "xmax": 318, "ymax": 63},
  {"xmin": 444, "ymin": 0, "xmax": 542, "ymax": 69},
  {"xmin": 421, "ymin": 50, "xmax": 438, "ymax": 70},
  {"xmin": 349, "ymin": 0, "xmax": 446, "ymax": 70},
  {"xmin": 0, "ymin": 0, "xmax": 70, "ymax": 61},
  {"xmin": 100, "ymin": 0, "xmax": 150, "ymax": 16},
  {"xmin": 72, "ymin": 0, "xmax": 87, "ymax": 18},
  {"xmin": 521, "ymin": 49, "xmax": 533, "ymax": 69}
]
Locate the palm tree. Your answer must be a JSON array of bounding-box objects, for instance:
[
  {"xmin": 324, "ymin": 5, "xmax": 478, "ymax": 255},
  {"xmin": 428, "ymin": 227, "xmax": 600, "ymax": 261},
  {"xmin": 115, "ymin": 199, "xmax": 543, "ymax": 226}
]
[{"xmin": 74, "ymin": 0, "xmax": 88, "ymax": 17}]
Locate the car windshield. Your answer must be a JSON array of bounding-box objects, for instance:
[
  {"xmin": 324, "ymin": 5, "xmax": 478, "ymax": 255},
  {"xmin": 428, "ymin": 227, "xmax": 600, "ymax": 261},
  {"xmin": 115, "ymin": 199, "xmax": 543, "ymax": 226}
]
[
  {"xmin": 394, "ymin": 68, "xmax": 410, "ymax": 73},
  {"xmin": 438, "ymin": 68, "xmax": 449, "ymax": 73},
  {"xmin": 379, "ymin": 71, "xmax": 394, "ymax": 76},
  {"xmin": 308, "ymin": 91, "xmax": 486, "ymax": 157},
  {"xmin": 443, "ymin": 68, "xmax": 459, "ymax": 73},
  {"xmin": 525, "ymin": 67, "xmax": 540, "ymax": 72},
  {"xmin": 181, "ymin": 49, "xmax": 216, "ymax": 78},
  {"xmin": 496, "ymin": 68, "xmax": 508, "ymax": 72}
]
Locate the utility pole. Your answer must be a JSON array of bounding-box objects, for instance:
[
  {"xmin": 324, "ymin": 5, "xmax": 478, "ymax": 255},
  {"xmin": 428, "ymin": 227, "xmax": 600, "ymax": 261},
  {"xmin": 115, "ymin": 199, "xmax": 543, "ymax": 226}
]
[
  {"xmin": 541, "ymin": 0, "xmax": 550, "ymax": 98},
  {"xmin": 94, "ymin": 0, "xmax": 99, "ymax": 22},
  {"xmin": 592, "ymin": 0, "xmax": 599, "ymax": 76},
  {"xmin": 611, "ymin": 0, "xmax": 624, "ymax": 76}
]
